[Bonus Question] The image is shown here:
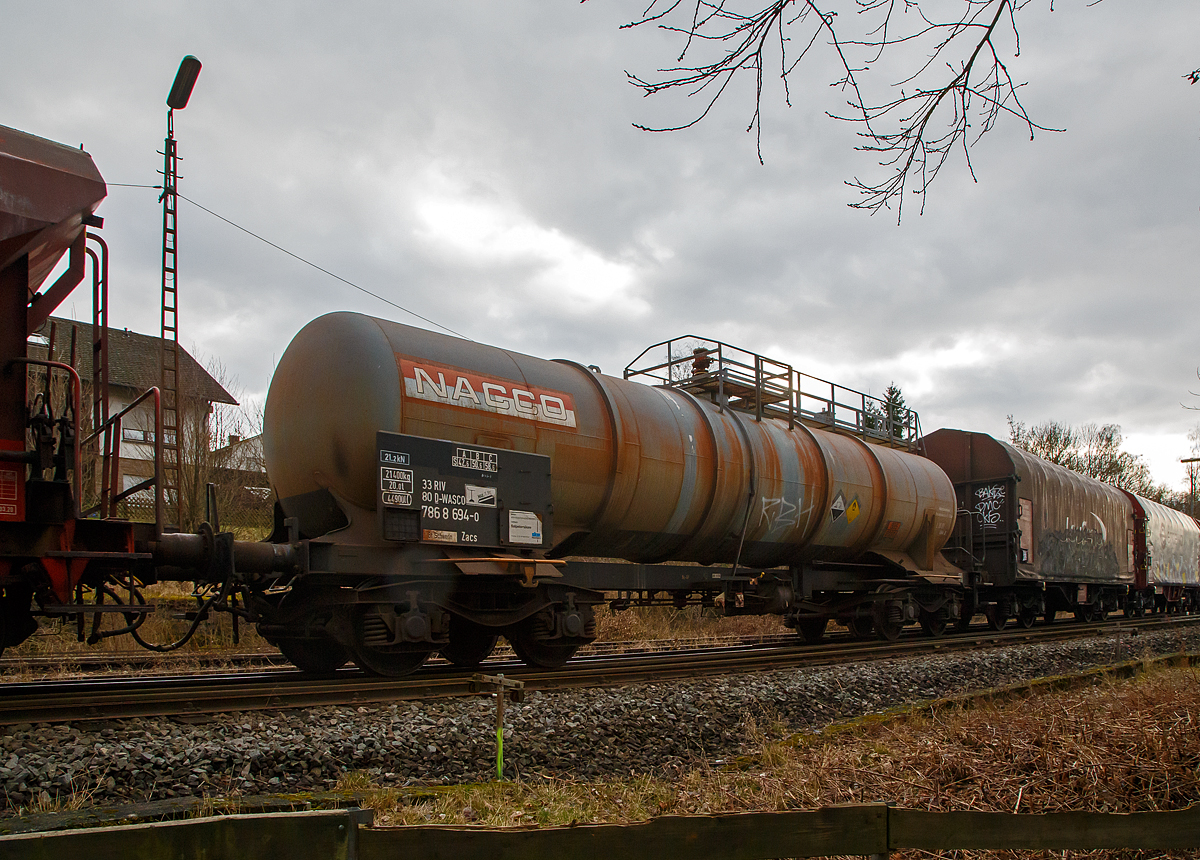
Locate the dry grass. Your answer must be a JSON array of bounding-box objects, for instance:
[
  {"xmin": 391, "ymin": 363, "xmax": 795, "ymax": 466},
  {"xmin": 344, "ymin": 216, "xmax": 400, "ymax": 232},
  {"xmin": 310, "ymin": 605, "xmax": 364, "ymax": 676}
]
[
  {"xmin": 16, "ymin": 767, "xmax": 118, "ymax": 815},
  {"xmin": 351, "ymin": 663, "xmax": 1200, "ymax": 858},
  {"xmin": 4, "ymin": 582, "xmax": 270, "ymax": 675},
  {"xmin": 593, "ymin": 603, "xmax": 787, "ymax": 643}
]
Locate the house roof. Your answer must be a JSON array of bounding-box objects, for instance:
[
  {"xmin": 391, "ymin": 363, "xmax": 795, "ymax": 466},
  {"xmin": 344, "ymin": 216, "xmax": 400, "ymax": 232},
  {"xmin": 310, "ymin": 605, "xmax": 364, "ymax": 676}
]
[
  {"xmin": 31, "ymin": 317, "xmax": 237, "ymax": 406},
  {"xmin": 215, "ymin": 433, "xmax": 266, "ymax": 474}
]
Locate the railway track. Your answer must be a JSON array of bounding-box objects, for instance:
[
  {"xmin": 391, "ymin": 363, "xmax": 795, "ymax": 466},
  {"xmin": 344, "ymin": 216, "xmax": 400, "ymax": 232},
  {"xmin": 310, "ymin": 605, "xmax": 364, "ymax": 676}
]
[
  {"xmin": 0, "ymin": 633, "xmax": 797, "ymax": 676},
  {"xmin": 1, "ymin": 614, "xmax": 1194, "ymax": 726}
]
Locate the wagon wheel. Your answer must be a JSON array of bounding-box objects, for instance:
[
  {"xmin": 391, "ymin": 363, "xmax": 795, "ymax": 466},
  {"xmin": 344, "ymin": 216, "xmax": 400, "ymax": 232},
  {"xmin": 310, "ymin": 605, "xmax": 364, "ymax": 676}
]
[
  {"xmin": 873, "ymin": 601, "xmax": 905, "ymax": 642},
  {"xmin": 0, "ymin": 585, "xmax": 38, "ymax": 656},
  {"xmin": 509, "ymin": 634, "xmax": 578, "ymax": 669},
  {"xmin": 918, "ymin": 609, "xmax": 947, "ymax": 638},
  {"xmin": 795, "ymin": 617, "xmax": 828, "ymax": 644},
  {"xmin": 846, "ymin": 616, "xmax": 874, "ymax": 639},
  {"xmin": 266, "ymin": 582, "xmax": 352, "ymax": 675},
  {"xmin": 277, "ymin": 637, "xmax": 350, "ymax": 676},
  {"xmin": 1074, "ymin": 604, "xmax": 1097, "ymax": 623},
  {"xmin": 348, "ymin": 606, "xmax": 431, "ymax": 677},
  {"xmin": 984, "ymin": 606, "xmax": 1008, "ymax": 631},
  {"xmin": 440, "ymin": 618, "xmax": 499, "ymax": 669},
  {"xmin": 955, "ymin": 599, "xmax": 976, "ymax": 632},
  {"xmin": 1017, "ymin": 608, "xmax": 1039, "ymax": 629},
  {"xmin": 351, "ymin": 642, "xmax": 431, "ymax": 677}
]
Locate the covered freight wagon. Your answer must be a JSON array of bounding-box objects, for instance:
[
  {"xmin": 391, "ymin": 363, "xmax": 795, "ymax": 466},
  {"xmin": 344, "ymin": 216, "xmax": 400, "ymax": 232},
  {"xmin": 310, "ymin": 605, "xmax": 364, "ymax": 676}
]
[
  {"xmin": 1121, "ymin": 491, "xmax": 1200, "ymax": 614},
  {"xmin": 921, "ymin": 428, "xmax": 1134, "ymax": 627}
]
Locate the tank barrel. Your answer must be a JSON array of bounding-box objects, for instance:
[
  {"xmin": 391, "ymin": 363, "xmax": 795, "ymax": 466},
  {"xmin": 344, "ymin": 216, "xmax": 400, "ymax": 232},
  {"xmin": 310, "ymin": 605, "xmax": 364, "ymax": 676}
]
[{"xmin": 264, "ymin": 312, "xmax": 957, "ymax": 572}]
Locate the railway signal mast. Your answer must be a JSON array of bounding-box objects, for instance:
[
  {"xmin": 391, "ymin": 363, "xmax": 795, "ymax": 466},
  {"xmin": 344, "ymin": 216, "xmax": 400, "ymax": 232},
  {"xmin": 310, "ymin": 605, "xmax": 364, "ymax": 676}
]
[
  {"xmin": 159, "ymin": 55, "xmax": 201, "ymax": 529},
  {"xmin": 1184, "ymin": 457, "xmax": 1199, "ymax": 517}
]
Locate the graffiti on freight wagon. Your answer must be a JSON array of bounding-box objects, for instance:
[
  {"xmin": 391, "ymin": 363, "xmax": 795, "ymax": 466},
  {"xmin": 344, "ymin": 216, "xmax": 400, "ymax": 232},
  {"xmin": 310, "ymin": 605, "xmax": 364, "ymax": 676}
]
[
  {"xmin": 973, "ymin": 483, "xmax": 1005, "ymax": 530},
  {"xmin": 1040, "ymin": 525, "xmax": 1121, "ymax": 581}
]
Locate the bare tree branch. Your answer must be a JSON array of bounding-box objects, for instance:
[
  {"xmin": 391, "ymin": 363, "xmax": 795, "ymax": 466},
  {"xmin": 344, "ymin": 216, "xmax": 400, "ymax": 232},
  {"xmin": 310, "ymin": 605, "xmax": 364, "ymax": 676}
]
[
  {"xmin": 1185, "ymin": 367, "xmax": 1200, "ymax": 411},
  {"xmin": 1008, "ymin": 416, "xmax": 1173, "ymax": 500},
  {"xmin": 614, "ymin": 0, "xmax": 1068, "ymax": 221}
]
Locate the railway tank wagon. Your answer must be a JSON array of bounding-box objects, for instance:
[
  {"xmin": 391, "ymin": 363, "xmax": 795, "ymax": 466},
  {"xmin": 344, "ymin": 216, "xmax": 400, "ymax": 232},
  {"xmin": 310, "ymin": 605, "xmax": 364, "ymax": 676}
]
[
  {"xmin": 921, "ymin": 428, "xmax": 1135, "ymax": 628},
  {"xmin": 260, "ymin": 314, "xmax": 960, "ymax": 669},
  {"xmin": 8, "ymin": 119, "xmax": 1200, "ymax": 681},
  {"xmin": 1121, "ymin": 492, "xmax": 1200, "ymax": 615}
]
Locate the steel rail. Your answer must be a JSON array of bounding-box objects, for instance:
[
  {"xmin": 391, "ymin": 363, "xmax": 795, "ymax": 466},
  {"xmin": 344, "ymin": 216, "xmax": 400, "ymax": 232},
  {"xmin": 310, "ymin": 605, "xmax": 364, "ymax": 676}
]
[
  {"xmin": 0, "ymin": 651, "xmax": 286, "ymax": 673},
  {"xmin": 0, "ymin": 633, "xmax": 798, "ymax": 675},
  {"xmin": 1, "ymin": 615, "xmax": 1196, "ymax": 726}
]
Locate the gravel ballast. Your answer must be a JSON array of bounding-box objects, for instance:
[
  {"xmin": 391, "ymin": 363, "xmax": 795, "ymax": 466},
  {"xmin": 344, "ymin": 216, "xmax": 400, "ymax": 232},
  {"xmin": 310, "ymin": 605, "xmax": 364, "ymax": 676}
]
[{"xmin": 1, "ymin": 627, "xmax": 1196, "ymax": 812}]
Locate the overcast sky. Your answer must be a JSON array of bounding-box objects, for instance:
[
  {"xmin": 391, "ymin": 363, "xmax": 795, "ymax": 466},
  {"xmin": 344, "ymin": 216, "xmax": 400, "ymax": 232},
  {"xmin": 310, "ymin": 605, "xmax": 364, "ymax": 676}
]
[{"xmin": 6, "ymin": 2, "xmax": 1199, "ymax": 489}]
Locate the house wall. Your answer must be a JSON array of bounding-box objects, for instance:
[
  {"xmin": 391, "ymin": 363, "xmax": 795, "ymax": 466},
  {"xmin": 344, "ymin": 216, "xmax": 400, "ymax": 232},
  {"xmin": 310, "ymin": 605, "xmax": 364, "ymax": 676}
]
[{"xmin": 101, "ymin": 387, "xmax": 217, "ymax": 493}]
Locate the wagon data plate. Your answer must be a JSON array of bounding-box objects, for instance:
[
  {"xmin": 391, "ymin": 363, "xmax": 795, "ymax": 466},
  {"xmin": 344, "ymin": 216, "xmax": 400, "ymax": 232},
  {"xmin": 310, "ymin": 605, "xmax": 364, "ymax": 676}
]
[{"xmin": 376, "ymin": 431, "xmax": 552, "ymax": 548}]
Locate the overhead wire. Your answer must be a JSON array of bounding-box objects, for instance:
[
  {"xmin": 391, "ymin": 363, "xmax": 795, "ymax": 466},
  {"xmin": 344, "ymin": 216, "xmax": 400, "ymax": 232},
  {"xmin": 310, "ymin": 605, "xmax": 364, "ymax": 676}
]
[
  {"xmin": 178, "ymin": 193, "xmax": 470, "ymax": 339},
  {"xmin": 109, "ymin": 182, "xmax": 469, "ymax": 339}
]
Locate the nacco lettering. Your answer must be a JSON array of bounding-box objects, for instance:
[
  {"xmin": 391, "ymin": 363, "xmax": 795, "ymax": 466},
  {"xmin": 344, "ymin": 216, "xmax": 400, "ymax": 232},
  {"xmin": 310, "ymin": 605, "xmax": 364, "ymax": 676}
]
[{"xmin": 398, "ymin": 358, "xmax": 577, "ymax": 428}]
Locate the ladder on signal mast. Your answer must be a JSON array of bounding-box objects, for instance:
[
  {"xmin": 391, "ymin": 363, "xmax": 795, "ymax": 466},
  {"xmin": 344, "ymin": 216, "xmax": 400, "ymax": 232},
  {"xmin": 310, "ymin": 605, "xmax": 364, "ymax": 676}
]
[{"xmin": 159, "ymin": 110, "xmax": 181, "ymax": 529}]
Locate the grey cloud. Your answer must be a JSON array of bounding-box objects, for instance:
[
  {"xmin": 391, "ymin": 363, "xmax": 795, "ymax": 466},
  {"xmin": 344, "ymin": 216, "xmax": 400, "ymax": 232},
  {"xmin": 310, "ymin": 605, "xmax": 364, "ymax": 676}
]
[{"xmin": 4, "ymin": 0, "xmax": 1199, "ymax": 484}]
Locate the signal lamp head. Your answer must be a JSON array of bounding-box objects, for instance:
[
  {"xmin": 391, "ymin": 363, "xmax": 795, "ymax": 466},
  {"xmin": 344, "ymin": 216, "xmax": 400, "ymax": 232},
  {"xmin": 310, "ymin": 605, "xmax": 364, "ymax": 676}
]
[{"xmin": 167, "ymin": 55, "xmax": 202, "ymax": 110}]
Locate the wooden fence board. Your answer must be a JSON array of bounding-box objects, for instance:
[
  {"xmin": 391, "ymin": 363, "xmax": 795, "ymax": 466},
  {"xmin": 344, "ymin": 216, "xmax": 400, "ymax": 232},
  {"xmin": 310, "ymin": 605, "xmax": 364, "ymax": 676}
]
[
  {"xmin": 7, "ymin": 803, "xmax": 1200, "ymax": 857},
  {"xmin": 0, "ymin": 809, "xmax": 351, "ymax": 860},
  {"xmin": 358, "ymin": 803, "xmax": 888, "ymax": 860},
  {"xmin": 891, "ymin": 806, "xmax": 1200, "ymax": 851}
]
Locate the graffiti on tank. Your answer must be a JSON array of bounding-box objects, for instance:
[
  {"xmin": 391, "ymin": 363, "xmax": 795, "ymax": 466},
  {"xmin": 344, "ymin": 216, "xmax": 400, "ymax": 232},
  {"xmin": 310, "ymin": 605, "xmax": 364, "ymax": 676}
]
[
  {"xmin": 973, "ymin": 483, "xmax": 1006, "ymax": 530},
  {"xmin": 758, "ymin": 496, "xmax": 800, "ymax": 534}
]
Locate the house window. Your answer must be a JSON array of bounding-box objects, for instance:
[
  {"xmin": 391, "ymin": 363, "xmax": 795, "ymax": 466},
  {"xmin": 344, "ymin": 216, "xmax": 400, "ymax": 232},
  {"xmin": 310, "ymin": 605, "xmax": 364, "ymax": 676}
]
[
  {"xmin": 120, "ymin": 428, "xmax": 177, "ymax": 445},
  {"xmin": 121, "ymin": 473, "xmax": 153, "ymax": 500}
]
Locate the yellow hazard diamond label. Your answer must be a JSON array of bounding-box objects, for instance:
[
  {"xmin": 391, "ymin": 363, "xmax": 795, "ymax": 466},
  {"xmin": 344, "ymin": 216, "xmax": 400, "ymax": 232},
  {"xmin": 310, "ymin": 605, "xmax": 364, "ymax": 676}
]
[{"xmin": 846, "ymin": 498, "xmax": 860, "ymax": 523}]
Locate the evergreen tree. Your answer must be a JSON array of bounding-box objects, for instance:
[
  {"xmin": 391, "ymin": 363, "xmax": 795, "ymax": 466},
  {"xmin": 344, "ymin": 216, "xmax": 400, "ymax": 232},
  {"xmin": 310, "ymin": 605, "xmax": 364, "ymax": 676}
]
[
  {"xmin": 864, "ymin": 382, "xmax": 909, "ymax": 441},
  {"xmin": 883, "ymin": 383, "xmax": 907, "ymax": 441}
]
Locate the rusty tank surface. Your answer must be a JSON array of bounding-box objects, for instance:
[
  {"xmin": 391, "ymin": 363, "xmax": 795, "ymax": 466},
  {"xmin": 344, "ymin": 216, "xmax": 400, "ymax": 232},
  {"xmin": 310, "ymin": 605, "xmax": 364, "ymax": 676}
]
[{"xmin": 264, "ymin": 313, "xmax": 957, "ymax": 573}]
